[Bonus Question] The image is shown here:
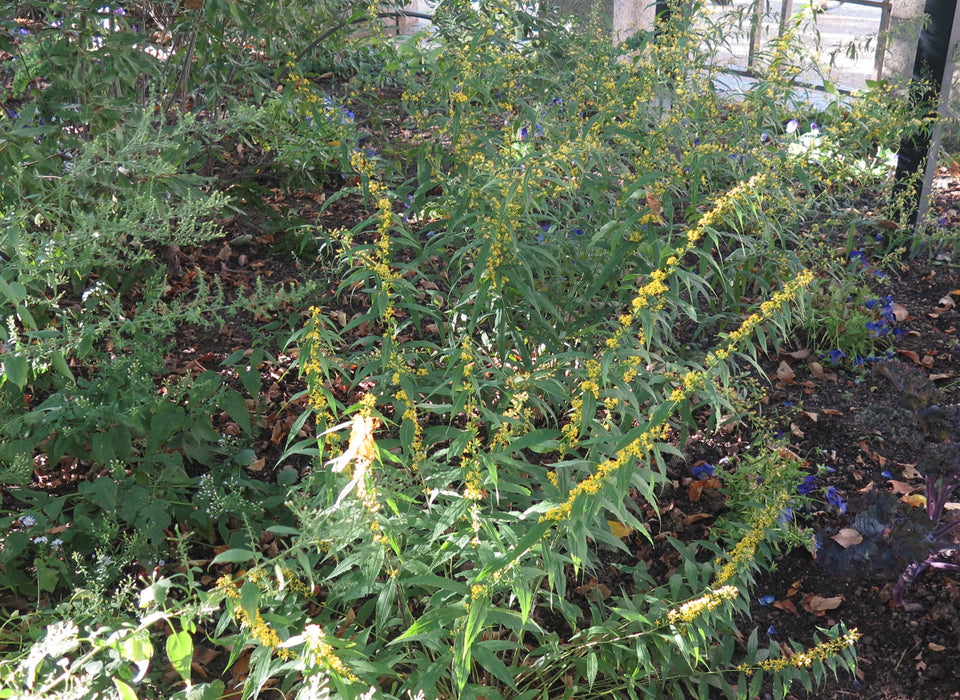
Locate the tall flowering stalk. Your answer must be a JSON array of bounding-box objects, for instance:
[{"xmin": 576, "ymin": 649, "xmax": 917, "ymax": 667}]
[
  {"xmin": 737, "ymin": 629, "xmax": 860, "ymax": 676},
  {"xmin": 549, "ymin": 175, "xmax": 810, "ymax": 526},
  {"xmin": 713, "ymin": 492, "xmax": 794, "ymax": 587},
  {"xmin": 604, "ymin": 173, "xmax": 770, "ymax": 372}
]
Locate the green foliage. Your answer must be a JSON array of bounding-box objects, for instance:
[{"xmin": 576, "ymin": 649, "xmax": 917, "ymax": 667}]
[{"xmin": 0, "ymin": 0, "xmax": 917, "ymax": 698}]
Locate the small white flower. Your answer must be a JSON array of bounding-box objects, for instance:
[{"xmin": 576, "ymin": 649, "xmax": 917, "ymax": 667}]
[
  {"xmin": 20, "ymin": 515, "xmax": 36, "ymax": 528},
  {"xmin": 33, "ymin": 535, "xmax": 48, "ymax": 545},
  {"xmin": 50, "ymin": 539, "xmax": 63, "ymax": 550}
]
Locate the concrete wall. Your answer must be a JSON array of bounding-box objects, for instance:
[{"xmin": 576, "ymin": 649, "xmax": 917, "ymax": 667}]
[
  {"xmin": 554, "ymin": 0, "xmax": 656, "ymax": 39},
  {"xmin": 399, "ymin": 0, "xmax": 437, "ymax": 33},
  {"xmin": 884, "ymin": 0, "xmax": 928, "ymax": 81}
]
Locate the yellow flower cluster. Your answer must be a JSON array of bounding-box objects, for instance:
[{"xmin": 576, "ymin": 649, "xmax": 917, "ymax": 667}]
[
  {"xmin": 542, "ymin": 423, "xmax": 670, "ymax": 522},
  {"xmin": 713, "ymin": 492, "xmax": 792, "ymax": 586},
  {"xmin": 216, "ymin": 574, "xmax": 240, "ymax": 599},
  {"xmin": 233, "ymin": 607, "xmax": 294, "ymax": 660},
  {"xmin": 302, "ymin": 623, "xmax": 359, "ymax": 683},
  {"xmin": 463, "ymin": 468, "xmax": 485, "ymax": 501},
  {"xmin": 606, "ymin": 173, "xmax": 771, "ymax": 380},
  {"xmin": 706, "ymin": 269, "xmax": 814, "ymax": 367},
  {"xmin": 667, "ymin": 585, "xmax": 739, "ymax": 625},
  {"xmin": 393, "ymin": 385, "xmax": 426, "ymax": 471},
  {"xmin": 350, "ymin": 149, "xmax": 374, "ymax": 180},
  {"xmin": 278, "ymin": 567, "xmax": 311, "ymax": 596},
  {"xmin": 660, "ymin": 269, "xmax": 812, "ymax": 406},
  {"xmin": 480, "ymin": 214, "xmax": 518, "ymax": 290},
  {"xmin": 490, "ymin": 373, "xmax": 533, "ymax": 448},
  {"xmin": 739, "ymin": 629, "xmax": 859, "ymax": 676},
  {"xmin": 300, "ymin": 307, "xmax": 338, "ymax": 435}
]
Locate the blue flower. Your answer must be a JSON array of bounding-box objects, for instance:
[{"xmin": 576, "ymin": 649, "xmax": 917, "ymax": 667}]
[
  {"xmin": 572, "ymin": 228, "xmax": 584, "ymax": 236},
  {"xmin": 825, "ymin": 486, "xmax": 847, "ymax": 514},
  {"xmin": 759, "ymin": 594, "xmax": 776, "ymax": 606},
  {"xmin": 20, "ymin": 515, "xmax": 36, "ymax": 528},
  {"xmin": 760, "ymin": 132, "xmax": 770, "ymax": 143},
  {"xmin": 692, "ymin": 463, "xmax": 715, "ymax": 479},
  {"xmin": 519, "ymin": 126, "xmax": 529, "ymax": 140},
  {"xmin": 533, "ymin": 123, "xmax": 544, "ymax": 138},
  {"xmin": 881, "ymin": 470, "xmax": 893, "ymax": 479},
  {"xmin": 778, "ymin": 507, "xmax": 794, "ymax": 524},
  {"xmin": 866, "ymin": 320, "xmax": 888, "ymax": 337},
  {"xmin": 797, "ymin": 475, "xmax": 818, "ymax": 495},
  {"xmin": 849, "ymin": 250, "xmax": 867, "ymax": 264},
  {"xmin": 827, "ymin": 349, "xmax": 846, "ymax": 365},
  {"xmin": 767, "ymin": 625, "xmax": 778, "ymax": 635}
]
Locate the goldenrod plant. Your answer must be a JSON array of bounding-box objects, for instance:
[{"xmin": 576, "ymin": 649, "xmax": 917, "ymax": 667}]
[{"xmin": 0, "ymin": 1, "xmax": 909, "ymax": 698}]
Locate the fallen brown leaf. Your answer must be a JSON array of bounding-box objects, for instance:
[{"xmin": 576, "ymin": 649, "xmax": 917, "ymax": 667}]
[
  {"xmin": 682, "ymin": 512, "xmax": 713, "ymax": 526},
  {"xmin": 773, "ymin": 599, "xmax": 799, "ymax": 616},
  {"xmin": 889, "ymin": 480, "xmax": 919, "ymax": 495},
  {"xmin": 802, "ymin": 594, "xmax": 844, "ymax": 616},
  {"xmin": 831, "ymin": 528, "xmax": 864, "ymax": 548},
  {"xmin": 900, "ymin": 463, "xmax": 922, "ymax": 480},
  {"xmin": 808, "ymin": 360, "xmax": 837, "ymax": 381},
  {"xmin": 645, "ymin": 190, "xmax": 664, "ymax": 220},
  {"xmin": 776, "ymin": 361, "xmax": 795, "ymax": 382}
]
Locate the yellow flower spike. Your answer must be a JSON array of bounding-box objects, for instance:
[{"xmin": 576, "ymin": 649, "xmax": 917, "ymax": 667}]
[
  {"xmin": 667, "ymin": 585, "xmax": 739, "ymax": 626},
  {"xmin": 713, "ymin": 492, "xmax": 792, "ymax": 586},
  {"xmin": 302, "ymin": 624, "xmax": 360, "ymax": 683}
]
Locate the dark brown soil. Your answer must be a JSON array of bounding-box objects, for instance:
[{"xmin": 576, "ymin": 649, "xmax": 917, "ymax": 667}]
[
  {"xmin": 677, "ymin": 196, "xmax": 960, "ymax": 699},
  {"xmin": 741, "ymin": 246, "xmax": 960, "ymax": 700}
]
